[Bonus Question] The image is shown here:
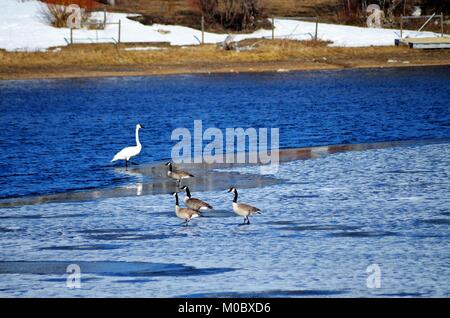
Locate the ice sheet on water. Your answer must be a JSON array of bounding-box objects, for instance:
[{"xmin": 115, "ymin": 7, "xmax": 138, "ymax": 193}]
[{"xmin": 0, "ymin": 142, "xmax": 448, "ymax": 297}]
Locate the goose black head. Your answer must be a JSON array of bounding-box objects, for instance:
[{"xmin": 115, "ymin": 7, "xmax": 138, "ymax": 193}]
[
  {"xmin": 171, "ymin": 192, "xmax": 178, "ymax": 197},
  {"xmin": 227, "ymin": 187, "xmax": 236, "ymax": 193},
  {"xmin": 180, "ymin": 186, "xmax": 188, "ymax": 191}
]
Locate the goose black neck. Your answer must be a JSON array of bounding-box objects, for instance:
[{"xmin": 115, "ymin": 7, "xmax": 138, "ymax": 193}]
[
  {"xmin": 233, "ymin": 190, "xmax": 238, "ymax": 203},
  {"xmin": 185, "ymin": 187, "xmax": 191, "ymax": 198},
  {"xmin": 168, "ymin": 164, "xmax": 172, "ymax": 172},
  {"xmin": 174, "ymin": 193, "xmax": 179, "ymax": 206}
]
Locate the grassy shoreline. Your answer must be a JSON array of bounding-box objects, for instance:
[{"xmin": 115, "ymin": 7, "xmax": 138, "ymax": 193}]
[{"xmin": 1, "ymin": 40, "xmax": 449, "ymax": 80}]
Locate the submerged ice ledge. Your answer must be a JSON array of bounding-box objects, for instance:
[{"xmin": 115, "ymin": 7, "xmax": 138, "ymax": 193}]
[
  {"xmin": 0, "ymin": 261, "xmax": 235, "ymax": 278},
  {"xmin": 0, "ymin": 138, "xmax": 448, "ymax": 208}
]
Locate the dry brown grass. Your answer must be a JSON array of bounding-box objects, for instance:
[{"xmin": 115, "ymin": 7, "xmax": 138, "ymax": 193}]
[
  {"xmin": 1, "ymin": 39, "xmax": 449, "ymax": 80},
  {"xmin": 40, "ymin": 2, "xmax": 93, "ymax": 28},
  {"xmin": 113, "ymin": 0, "xmax": 338, "ymax": 16},
  {"xmin": 113, "ymin": 0, "xmax": 339, "ymax": 30},
  {"xmin": 0, "ymin": 39, "xmax": 346, "ymax": 67}
]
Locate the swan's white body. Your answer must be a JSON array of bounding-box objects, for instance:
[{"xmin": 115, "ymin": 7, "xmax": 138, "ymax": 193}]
[{"xmin": 111, "ymin": 124, "xmax": 143, "ymax": 164}]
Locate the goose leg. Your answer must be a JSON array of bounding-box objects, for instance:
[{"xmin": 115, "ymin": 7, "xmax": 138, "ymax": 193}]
[
  {"xmin": 125, "ymin": 160, "xmax": 128, "ymax": 170},
  {"xmin": 246, "ymin": 216, "xmax": 250, "ymax": 225}
]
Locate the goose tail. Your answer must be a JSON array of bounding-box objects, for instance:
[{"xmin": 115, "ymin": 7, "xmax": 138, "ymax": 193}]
[{"xmin": 206, "ymin": 203, "xmax": 213, "ymax": 209}]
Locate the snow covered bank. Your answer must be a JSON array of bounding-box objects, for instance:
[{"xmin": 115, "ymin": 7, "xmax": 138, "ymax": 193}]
[{"xmin": 0, "ymin": 0, "xmax": 444, "ymax": 52}]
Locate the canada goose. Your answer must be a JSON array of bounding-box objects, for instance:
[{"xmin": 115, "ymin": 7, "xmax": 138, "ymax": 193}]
[
  {"xmin": 111, "ymin": 123, "xmax": 144, "ymax": 170},
  {"xmin": 165, "ymin": 162, "xmax": 194, "ymax": 187},
  {"xmin": 180, "ymin": 186, "xmax": 213, "ymax": 212},
  {"xmin": 227, "ymin": 187, "xmax": 261, "ymax": 225},
  {"xmin": 172, "ymin": 192, "xmax": 201, "ymax": 226}
]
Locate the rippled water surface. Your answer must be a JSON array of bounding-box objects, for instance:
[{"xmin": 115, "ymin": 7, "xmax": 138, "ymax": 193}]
[
  {"xmin": 0, "ymin": 67, "xmax": 449, "ymax": 297},
  {"xmin": 0, "ymin": 142, "xmax": 449, "ymax": 297},
  {"xmin": 0, "ymin": 66, "xmax": 449, "ymax": 198}
]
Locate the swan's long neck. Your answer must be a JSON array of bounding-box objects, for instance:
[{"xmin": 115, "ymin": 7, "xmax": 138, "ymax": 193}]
[
  {"xmin": 233, "ymin": 190, "xmax": 238, "ymax": 203},
  {"xmin": 135, "ymin": 127, "xmax": 141, "ymax": 148}
]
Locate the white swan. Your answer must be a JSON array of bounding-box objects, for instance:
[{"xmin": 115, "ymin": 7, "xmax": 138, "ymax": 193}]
[{"xmin": 111, "ymin": 124, "xmax": 144, "ymax": 169}]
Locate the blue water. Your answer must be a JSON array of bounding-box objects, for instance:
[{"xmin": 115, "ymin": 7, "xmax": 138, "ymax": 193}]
[
  {"xmin": 0, "ymin": 66, "xmax": 449, "ymax": 199},
  {"xmin": 0, "ymin": 67, "xmax": 449, "ymax": 297}
]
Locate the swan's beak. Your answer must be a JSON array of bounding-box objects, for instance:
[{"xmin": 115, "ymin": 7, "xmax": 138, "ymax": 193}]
[{"xmin": 140, "ymin": 125, "xmax": 145, "ymax": 129}]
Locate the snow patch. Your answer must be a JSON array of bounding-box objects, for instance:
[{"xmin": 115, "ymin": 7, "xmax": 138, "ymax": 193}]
[
  {"xmin": 123, "ymin": 46, "xmax": 166, "ymax": 51},
  {"xmin": 0, "ymin": 0, "xmax": 444, "ymax": 52}
]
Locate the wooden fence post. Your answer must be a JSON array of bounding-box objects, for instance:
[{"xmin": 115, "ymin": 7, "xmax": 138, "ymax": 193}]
[
  {"xmin": 315, "ymin": 17, "xmax": 318, "ymax": 40},
  {"xmin": 201, "ymin": 16, "xmax": 205, "ymax": 45},
  {"xmin": 118, "ymin": 19, "xmax": 121, "ymax": 43},
  {"xmin": 400, "ymin": 15, "xmax": 403, "ymax": 38},
  {"xmin": 272, "ymin": 16, "xmax": 275, "ymax": 40},
  {"xmin": 103, "ymin": 8, "xmax": 107, "ymax": 29}
]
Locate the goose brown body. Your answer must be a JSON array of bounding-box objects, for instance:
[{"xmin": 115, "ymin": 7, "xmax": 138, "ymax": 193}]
[
  {"xmin": 181, "ymin": 186, "xmax": 213, "ymax": 211},
  {"xmin": 172, "ymin": 192, "xmax": 200, "ymax": 225},
  {"xmin": 166, "ymin": 162, "xmax": 194, "ymax": 186},
  {"xmin": 232, "ymin": 202, "xmax": 260, "ymax": 217}
]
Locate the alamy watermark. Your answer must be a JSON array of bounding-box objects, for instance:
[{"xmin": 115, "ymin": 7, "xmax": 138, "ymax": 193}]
[
  {"xmin": 170, "ymin": 120, "xmax": 279, "ymax": 174},
  {"xmin": 366, "ymin": 4, "xmax": 384, "ymax": 28},
  {"xmin": 366, "ymin": 263, "xmax": 381, "ymax": 289},
  {"xmin": 66, "ymin": 4, "xmax": 83, "ymax": 29},
  {"xmin": 66, "ymin": 264, "xmax": 81, "ymax": 289}
]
